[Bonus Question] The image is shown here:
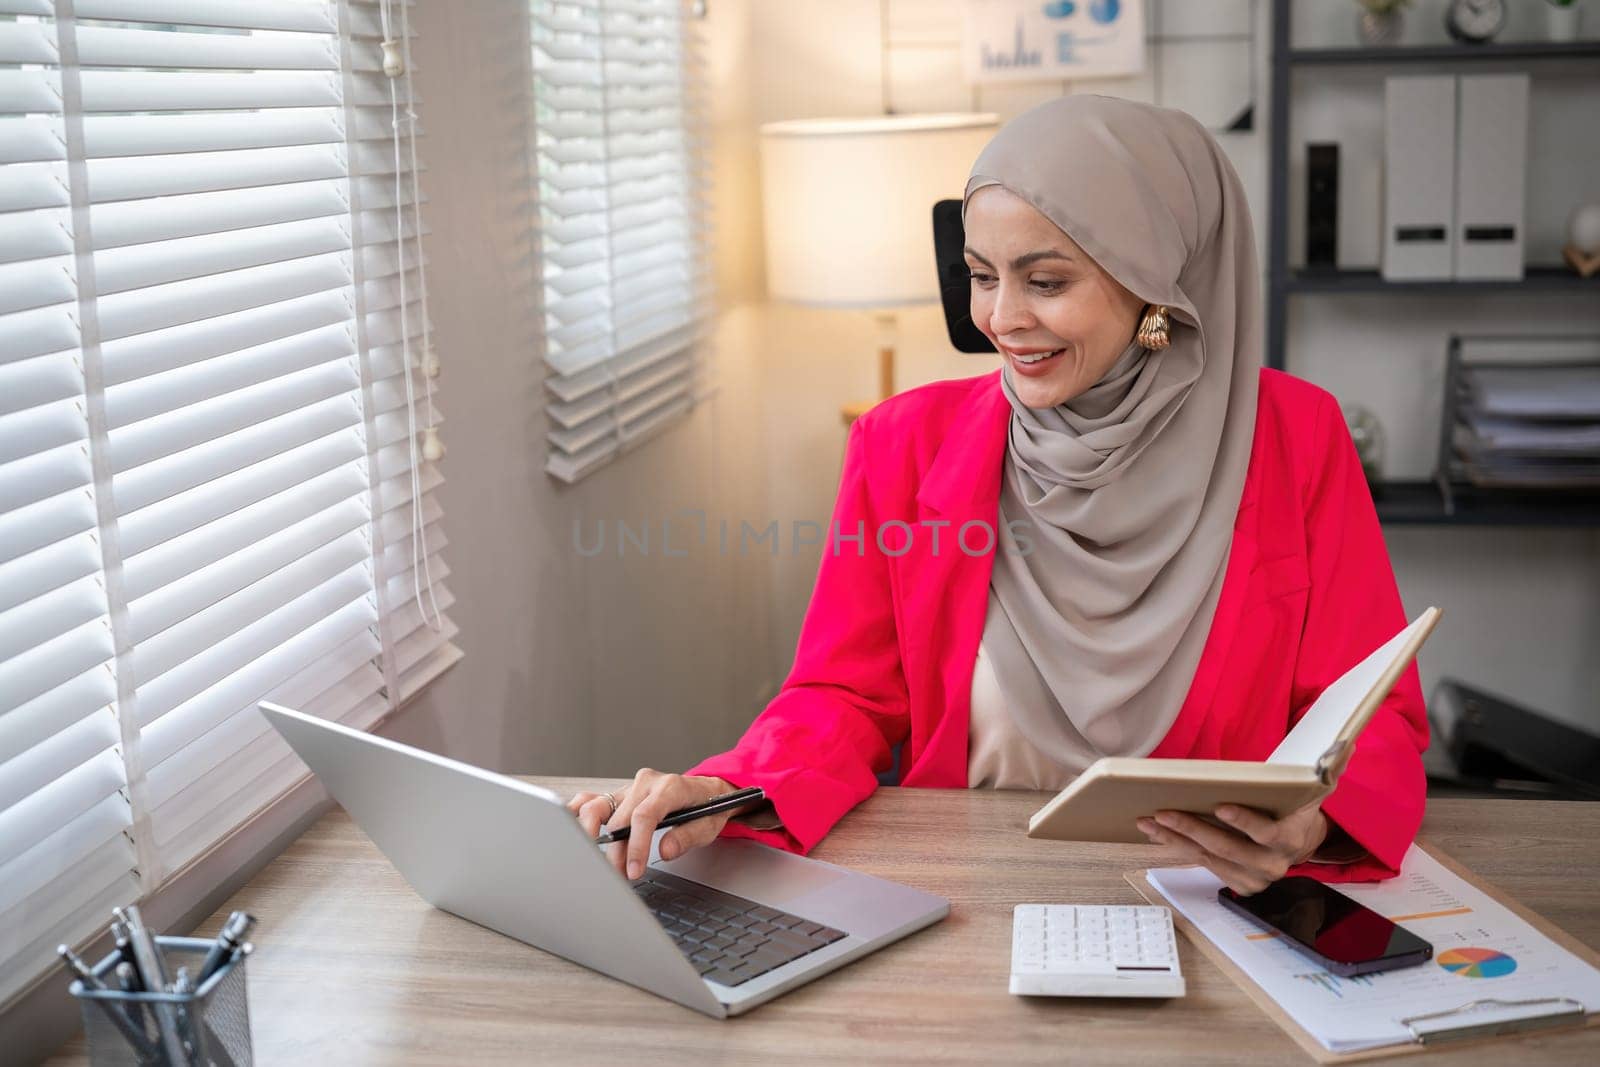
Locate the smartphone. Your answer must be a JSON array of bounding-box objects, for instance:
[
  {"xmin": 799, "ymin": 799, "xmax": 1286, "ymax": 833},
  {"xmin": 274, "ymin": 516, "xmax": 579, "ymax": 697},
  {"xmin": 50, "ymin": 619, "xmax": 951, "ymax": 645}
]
[{"xmin": 1218, "ymin": 877, "xmax": 1433, "ymax": 977}]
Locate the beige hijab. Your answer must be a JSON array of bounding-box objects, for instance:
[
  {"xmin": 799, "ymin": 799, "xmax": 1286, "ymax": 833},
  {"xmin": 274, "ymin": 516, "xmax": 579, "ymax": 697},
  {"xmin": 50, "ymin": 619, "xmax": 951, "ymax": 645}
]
[{"xmin": 966, "ymin": 95, "xmax": 1261, "ymax": 773}]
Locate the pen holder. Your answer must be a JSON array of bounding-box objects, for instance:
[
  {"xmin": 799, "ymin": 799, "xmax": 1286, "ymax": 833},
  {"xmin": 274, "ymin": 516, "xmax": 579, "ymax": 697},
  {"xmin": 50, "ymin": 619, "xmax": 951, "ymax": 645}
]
[{"xmin": 70, "ymin": 936, "xmax": 254, "ymax": 1067}]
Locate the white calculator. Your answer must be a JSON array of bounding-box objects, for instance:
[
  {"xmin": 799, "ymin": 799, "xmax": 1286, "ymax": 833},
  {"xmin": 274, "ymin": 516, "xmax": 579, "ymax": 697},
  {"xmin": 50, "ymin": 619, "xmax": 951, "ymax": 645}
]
[{"xmin": 1010, "ymin": 904, "xmax": 1185, "ymax": 998}]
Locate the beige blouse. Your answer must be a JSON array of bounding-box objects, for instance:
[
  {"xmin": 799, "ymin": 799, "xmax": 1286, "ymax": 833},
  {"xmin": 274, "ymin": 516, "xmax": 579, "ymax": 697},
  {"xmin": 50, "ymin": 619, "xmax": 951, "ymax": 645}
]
[{"xmin": 967, "ymin": 626, "xmax": 1076, "ymax": 792}]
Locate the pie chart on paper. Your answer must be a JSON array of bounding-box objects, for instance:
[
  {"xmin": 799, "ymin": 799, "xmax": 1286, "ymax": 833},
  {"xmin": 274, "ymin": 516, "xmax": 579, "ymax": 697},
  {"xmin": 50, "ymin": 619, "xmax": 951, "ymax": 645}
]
[{"xmin": 1437, "ymin": 947, "xmax": 1518, "ymax": 978}]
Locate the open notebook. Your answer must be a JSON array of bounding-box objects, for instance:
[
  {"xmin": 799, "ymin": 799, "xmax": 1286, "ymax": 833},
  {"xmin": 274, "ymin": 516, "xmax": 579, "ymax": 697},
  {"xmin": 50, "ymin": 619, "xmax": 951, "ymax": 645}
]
[{"xmin": 1027, "ymin": 607, "xmax": 1442, "ymax": 844}]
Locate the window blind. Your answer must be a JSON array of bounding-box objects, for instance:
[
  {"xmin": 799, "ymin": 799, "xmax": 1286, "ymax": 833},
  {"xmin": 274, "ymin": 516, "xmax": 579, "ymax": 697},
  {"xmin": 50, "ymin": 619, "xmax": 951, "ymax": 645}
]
[
  {"xmin": 531, "ymin": 0, "xmax": 715, "ymax": 483},
  {"xmin": 0, "ymin": 0, "xmax": 140, "ymax": 1013},
  {"xmin": 0, "ymin": 0, "xmax": 457, "ymax": 1009}
]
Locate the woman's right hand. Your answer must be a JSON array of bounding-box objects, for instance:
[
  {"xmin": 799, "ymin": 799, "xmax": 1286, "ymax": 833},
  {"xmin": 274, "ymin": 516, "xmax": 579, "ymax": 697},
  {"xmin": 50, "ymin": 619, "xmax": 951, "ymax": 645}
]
[{"xmin": 566, "ymin": 770, "xmax": 739, "ymax": 881}]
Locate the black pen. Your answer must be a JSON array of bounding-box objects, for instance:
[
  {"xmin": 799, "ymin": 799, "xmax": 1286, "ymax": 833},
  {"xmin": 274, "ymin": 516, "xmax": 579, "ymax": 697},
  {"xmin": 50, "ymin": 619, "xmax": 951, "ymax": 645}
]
[
  {"xmin": 595, "ymin": 787, "xmax": 766, "ymax": 845},
  {"xmin": 195, "ymin": 911, "xmax": 255, "ymax": 985},
  {"xmin": 109, "ymin": 920, "xmax": 135, "ymax": 967}
]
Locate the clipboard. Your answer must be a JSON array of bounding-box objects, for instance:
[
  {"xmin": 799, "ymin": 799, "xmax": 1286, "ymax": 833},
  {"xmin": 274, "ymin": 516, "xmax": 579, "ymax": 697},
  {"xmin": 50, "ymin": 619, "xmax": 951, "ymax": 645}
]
[{"xmin": 1124, "ymin": 841, "xmax": 1600, "ymax": 1062}]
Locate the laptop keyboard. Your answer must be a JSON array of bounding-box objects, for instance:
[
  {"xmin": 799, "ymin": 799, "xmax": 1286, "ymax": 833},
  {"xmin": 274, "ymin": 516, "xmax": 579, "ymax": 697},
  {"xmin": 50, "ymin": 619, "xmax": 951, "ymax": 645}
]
[{"xmin": 632, "ymin": 869, "xmax": 848, "ymax": 988}]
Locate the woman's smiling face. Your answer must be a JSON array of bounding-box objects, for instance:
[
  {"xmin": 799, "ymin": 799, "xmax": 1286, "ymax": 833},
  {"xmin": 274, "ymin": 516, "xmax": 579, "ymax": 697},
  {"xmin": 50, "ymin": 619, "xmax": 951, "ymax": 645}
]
[{"xmin": 964, "ymin": 184, "xmax": 1146, "ymax": 409}]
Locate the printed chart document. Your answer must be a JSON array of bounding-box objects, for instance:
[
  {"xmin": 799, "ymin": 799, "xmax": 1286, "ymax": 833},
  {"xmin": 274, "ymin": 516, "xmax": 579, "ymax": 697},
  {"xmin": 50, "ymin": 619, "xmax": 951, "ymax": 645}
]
[{"xmin": 1146, "ymin": 847, "xmax": 1600, "ymax": 1053}]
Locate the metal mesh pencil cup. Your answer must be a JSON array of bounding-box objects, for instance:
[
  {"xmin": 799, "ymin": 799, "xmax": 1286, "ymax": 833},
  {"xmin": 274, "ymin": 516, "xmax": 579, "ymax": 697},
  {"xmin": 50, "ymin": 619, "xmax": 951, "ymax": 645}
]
[{"xmin": 69, "ymin": 935, "xmax": 253, "ymax": 1067}]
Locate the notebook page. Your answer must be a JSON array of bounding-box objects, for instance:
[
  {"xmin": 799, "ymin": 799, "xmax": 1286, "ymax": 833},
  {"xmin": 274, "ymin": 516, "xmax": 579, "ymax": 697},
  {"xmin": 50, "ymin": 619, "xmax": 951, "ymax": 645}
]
[{"xmin": 1266, "ymin": 613, "xmax": 1433, "ymax": 768}]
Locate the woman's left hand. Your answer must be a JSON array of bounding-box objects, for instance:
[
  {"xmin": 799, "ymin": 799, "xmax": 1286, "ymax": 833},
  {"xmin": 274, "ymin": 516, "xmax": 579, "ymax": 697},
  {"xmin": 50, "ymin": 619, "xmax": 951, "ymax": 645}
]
[{"xmin": 1137, "ymin": 801, "xmax": 1329, "ymax": 895}]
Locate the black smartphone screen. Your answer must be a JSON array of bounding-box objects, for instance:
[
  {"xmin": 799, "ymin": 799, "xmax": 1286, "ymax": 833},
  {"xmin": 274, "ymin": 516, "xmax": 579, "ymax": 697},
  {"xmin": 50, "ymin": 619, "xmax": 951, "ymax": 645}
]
[{"xmin": 1218, "ymin": 877, "xmax": 1433, "ymax": 977}]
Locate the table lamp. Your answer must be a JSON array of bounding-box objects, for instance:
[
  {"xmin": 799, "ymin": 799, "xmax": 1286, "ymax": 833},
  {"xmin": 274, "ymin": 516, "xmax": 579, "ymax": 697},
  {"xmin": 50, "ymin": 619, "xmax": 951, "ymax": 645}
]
[{"xmin": 758, "ymin": 113, "xmax": 998, "ymax": 424}]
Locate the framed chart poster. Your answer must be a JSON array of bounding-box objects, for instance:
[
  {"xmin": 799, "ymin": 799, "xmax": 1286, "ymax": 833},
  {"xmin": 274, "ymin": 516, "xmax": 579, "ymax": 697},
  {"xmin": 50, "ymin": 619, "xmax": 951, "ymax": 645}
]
[{"xmin": 962, "ymin": 0, "xmax": 1146, "ymax": 84}]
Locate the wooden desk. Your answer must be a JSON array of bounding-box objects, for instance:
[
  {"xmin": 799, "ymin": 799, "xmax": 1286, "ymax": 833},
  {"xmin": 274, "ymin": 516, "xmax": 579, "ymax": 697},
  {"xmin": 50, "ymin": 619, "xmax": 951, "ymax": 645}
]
[{"xmin": 48, "ymin": 785, "xmax": 1600, "ymax": 1065}]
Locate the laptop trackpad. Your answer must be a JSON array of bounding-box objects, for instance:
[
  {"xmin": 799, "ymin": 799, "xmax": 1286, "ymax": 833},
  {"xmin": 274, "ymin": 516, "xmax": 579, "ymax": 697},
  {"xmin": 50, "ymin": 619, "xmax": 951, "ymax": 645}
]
[{"xmin": 655, "ymin": 839, "xmax": 846, "ymax": 906}]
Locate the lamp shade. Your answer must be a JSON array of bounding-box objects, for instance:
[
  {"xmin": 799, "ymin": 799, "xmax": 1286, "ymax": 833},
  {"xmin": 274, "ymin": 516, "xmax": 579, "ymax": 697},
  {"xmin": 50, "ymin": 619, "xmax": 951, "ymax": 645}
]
[{"xmin": 759, "ymin": 113, "xmax": 999, "ymax": 308}]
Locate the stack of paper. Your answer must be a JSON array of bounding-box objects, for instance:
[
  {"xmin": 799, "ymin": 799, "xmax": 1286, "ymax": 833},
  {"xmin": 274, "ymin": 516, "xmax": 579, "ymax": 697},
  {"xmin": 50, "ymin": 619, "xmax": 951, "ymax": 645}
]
[
  {"xmin": 1146, "ymin": 847, "xmax": 1600, "ymax": 1054},
  {"xmin": 1451, "ymin": 365, "xmax": 1600, "ymax": 489}
]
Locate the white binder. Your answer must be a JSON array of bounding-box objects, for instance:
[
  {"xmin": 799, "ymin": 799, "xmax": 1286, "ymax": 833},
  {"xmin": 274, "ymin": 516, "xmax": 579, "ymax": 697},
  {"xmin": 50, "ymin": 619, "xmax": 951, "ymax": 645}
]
[
  {"xmin": 1382, "ymin": 76, "xmax": 1457, "ymax": 281},
  {"xmin": 1454, "ymin": 74, "xmax": 1529, "ymax": 280}
]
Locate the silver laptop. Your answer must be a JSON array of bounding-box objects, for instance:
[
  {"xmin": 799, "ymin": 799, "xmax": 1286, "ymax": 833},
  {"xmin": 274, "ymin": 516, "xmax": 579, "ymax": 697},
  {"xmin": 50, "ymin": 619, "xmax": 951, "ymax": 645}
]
[{"xmin": 259, "ymin": 702, "xmax": 948, "ymax": 1018}]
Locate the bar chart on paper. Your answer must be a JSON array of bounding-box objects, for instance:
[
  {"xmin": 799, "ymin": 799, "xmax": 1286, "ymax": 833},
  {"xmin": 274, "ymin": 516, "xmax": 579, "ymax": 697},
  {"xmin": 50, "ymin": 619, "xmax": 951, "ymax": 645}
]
[{"xmin": 1146, "ymin": 847, "xmax": 1600, "ymax": 1052}]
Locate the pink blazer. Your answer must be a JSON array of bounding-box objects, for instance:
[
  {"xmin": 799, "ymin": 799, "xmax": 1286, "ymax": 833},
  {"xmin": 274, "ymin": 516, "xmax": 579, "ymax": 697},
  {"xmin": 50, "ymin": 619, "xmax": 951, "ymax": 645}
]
[{"xmin": 691, "ymin": 368, "xmax": 1428, "ymax": 882}]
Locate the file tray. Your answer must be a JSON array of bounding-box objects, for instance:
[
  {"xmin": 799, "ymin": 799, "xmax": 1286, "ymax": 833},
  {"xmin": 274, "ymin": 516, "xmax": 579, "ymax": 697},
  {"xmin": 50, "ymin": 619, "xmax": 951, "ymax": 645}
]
[
  {"xmin": 1434, "ymin": 334, "xmax": 1600, "ymax": 514},
  {"xmin": 69, "ymin": 935, "xmax": 253, "ymax": 1067}
]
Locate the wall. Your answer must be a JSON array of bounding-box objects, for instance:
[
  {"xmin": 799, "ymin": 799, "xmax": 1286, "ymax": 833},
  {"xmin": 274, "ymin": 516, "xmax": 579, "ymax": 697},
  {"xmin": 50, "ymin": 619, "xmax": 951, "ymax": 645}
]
[{"xmin": 396, "ymin": 0, "xmax": 781, "ymax": 778}]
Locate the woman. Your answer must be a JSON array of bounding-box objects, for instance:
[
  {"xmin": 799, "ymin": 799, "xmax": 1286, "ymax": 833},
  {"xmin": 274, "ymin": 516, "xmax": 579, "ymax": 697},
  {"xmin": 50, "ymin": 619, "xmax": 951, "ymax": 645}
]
[{"xmin": 569, "ymin": 96, "xmax": 1428, "ymax": 895}]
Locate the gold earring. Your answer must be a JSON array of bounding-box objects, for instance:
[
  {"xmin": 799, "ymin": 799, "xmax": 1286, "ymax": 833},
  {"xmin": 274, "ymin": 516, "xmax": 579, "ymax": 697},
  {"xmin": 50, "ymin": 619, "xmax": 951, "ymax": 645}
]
[{"xmin": 1136, "ymin": 305, "xmax": 1171, "ymax": 351}]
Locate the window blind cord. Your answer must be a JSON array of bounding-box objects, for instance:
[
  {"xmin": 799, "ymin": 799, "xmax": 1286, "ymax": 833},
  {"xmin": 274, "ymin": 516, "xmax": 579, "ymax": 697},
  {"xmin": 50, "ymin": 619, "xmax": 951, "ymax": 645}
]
[
  {"xmin": 599, "ymin": 6, "xmax": 621, "ymax": 452},
  {"xmin": 379, "ymin": 0, "xmax": 442, "ymax": 631},
  {"xmin": 398, "ymin": 0, "xmax": 443, "ymax": 630},
  {"xmin": 398, "ymin": 0, "xmax": 438, "ymax": 435},
  {"xmin": 387, "ymin": 0, "xmax": 441, "ymax": 632},
  {"xmin": 607, "ymin": 361, "xmax": 627, "ymax": 445}
]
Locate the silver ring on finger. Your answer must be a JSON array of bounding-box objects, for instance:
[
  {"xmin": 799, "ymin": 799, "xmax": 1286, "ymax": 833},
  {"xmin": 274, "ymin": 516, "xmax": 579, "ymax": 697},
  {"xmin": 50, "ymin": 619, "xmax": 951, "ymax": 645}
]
[{"xmin": 602, "ymin": 791, "xmax": 618, "ymax": 820}]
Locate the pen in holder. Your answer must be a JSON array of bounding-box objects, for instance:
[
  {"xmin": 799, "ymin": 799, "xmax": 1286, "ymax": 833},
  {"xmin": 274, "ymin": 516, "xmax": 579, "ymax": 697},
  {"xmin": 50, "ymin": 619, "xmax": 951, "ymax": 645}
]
[{"xmin": 69, "ymin": 936, "xmax": 254, "ymax": 1067}]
